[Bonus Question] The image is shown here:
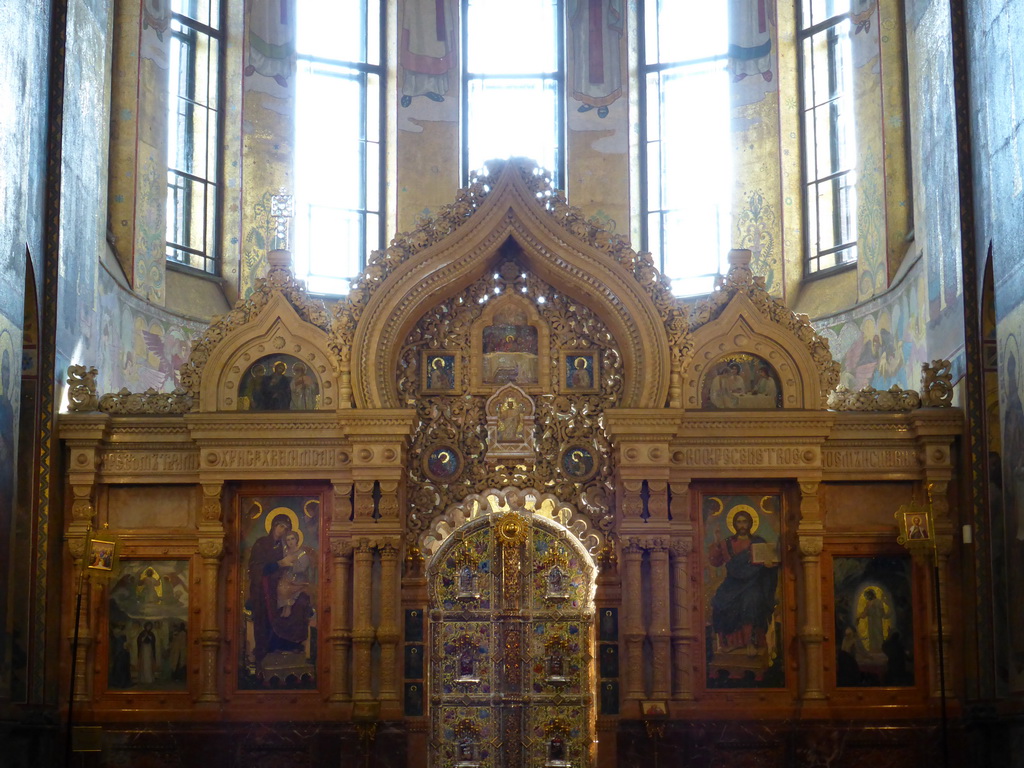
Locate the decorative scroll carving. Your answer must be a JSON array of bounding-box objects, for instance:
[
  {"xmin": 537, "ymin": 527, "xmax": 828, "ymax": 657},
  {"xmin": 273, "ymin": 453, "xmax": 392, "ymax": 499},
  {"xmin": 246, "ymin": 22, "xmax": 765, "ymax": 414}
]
[
  {"xmin": 398, "ymin": 265, "xmax": 619, "ymax": 546},
  {"xmin": 690, "ymin": 250, "xmax": 841, "ymax": 403},
  {"xmin": 179, "ymin": 252, "xmax": 331, "ymax": 405},
  {"xmin": 420, "ymin": 486, "xmax": 604, "ymax": 559},
  {"xmin": 827, "ymin": 384, "xmax": 923, "ymax": 412},
  {"xmin": 66, "ymin": 365, "xmax": 99, "ymax": 412},
  {"xmin": 377, "ymin": 481, "xmax": 401, "ymax": 521},
  {"xmin": 334, "ymin": 158, "xmax": 684, "ymax": 370},
  {"xmin": 99, "ymin": 387, "xmax": 193, "ymax": 414},
  {"xmin": 70, "ymin": 485, "xmax": 94, "ymax": 523},
  {"xmin": 197, "ymin": 538, "xmax": 224, "ymax": 559},
  {"xmin": 201, "ymin": 485, "xmax": 223, "ymax": 524},
  {"xmin": 920, "ymin": 359, "xmax": 954, "ymax": 407},
  {"xmin": 797, "ymin": 536, "xmax": 824, "ymax": 557}
]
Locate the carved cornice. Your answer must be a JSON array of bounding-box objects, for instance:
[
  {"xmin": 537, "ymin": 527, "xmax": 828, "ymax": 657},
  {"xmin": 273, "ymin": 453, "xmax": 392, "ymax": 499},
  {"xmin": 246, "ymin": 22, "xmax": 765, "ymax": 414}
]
[
  {"xmin": 99, "ymin": 387, "xmax": 193, "ymax": 414},
  {"xmin": 105, "ymin": 422, "xmax": 192, "ymax": 437},
  {"xmin": 671, "ymin": 413, "xmax": 836, "ymax": 436},
  {"xmin": 827, "ymin": 384, "xmax": 922, "ymax": 411}
]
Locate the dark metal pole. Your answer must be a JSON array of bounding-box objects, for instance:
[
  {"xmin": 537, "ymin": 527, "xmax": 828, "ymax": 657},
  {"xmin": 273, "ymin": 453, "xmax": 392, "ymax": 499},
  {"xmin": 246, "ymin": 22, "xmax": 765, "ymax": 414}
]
[
  {"xmin": 934, "ymin": 562, "xmax": 948, "ymax": 768},
  {"xmin": 64, "ymin": 557, "xmax": 88, "ymax": 767}
]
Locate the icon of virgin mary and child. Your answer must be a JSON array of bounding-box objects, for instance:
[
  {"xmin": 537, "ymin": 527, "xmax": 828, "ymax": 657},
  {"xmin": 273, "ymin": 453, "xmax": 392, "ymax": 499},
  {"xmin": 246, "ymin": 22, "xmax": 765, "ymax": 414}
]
[{"xmin": 247, "ymin": 512, "xmax": 316, "ymax": 671}]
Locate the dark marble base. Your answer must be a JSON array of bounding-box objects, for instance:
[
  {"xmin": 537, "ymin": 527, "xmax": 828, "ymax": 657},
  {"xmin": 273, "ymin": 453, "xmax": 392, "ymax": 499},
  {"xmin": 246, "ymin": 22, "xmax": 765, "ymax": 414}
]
[
  {"xmin": 0, "ymin": 712, "xmax": 60, "ymax": 768},
  {"xmin": 617, "ymin": 719, "xmax": 968, "ymax": 768},
  {"xmin": 3, "ymin": 720, "xmax": 406, "ymax": 768},
  {"xmin": 6, "ymin": 714, "xmax": 1024, "ymax": 767}
]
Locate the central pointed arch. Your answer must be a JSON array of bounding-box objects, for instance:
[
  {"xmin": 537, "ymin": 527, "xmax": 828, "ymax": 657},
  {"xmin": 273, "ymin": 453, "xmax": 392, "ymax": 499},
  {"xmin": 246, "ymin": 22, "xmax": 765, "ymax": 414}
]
[{"xmin": 349, "ymin": 160, "xmax": 672, "ymax": 410}]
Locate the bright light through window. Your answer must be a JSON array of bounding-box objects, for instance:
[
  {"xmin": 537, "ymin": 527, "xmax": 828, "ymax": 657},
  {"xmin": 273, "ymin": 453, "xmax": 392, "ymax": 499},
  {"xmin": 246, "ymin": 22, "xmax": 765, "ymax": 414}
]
[
  {"xmin": 642, "ymin": 1, "xmax": 732, "ymax": 297},
  {"xmin": 800, "ymin": 3, "xmax": 858, "ymax": 274},
  {"xmin": 464, "ymin": 0, "xmax": 562, "ymax": 181},
  {"xmin": 293, "ymin": 0, "xmax": 382, "ymax": 295}
]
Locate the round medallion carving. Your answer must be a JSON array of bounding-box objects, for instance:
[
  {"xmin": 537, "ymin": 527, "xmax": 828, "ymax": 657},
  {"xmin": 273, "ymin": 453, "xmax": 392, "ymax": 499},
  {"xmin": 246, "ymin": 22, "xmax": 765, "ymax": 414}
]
[
  {"xmin": 560, "ymin": 445, "xmax": 597, "ymax": 482},
  {"xmin": 495, "ymin": 512, "xmax": 529, "ymax": 546},
  {"xmin": 423, "ymin": 445, "xmax": 463, "ymax": 483}
]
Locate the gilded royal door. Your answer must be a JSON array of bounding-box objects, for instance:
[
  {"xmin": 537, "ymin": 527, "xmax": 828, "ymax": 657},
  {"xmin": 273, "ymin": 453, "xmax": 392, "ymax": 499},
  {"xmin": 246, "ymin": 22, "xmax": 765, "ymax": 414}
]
[{"xmin": 428, "ymin": 510, "xmax": 596, "ymax": 768}]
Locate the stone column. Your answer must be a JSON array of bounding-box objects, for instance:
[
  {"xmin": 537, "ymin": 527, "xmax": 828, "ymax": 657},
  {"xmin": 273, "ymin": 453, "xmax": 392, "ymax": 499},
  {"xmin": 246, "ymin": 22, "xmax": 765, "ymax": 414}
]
[
  {"xmin": 329, "ymin": 540, "xmax": 353, "ymax": 701},
  {"xmin": 796, "ymin": 481, "xmax": 826, "ymax": 700},
  {"xmin": 378, "ymin": 538, "xmax": 401, "ymax": 703},
  {"xmin": 197, "ymin": 483, "xmax": 225, "ymax": 703},
  {"xmin": 621, "ymin": 538, "xmax": 646, "ymax": 702},
  {"xmin": 649, "ymin": 539, "xmax": 671, "ymax": 699},
  {"xmin": 352, "ymin": 538, "xmax": 376, "ymax": 700}
]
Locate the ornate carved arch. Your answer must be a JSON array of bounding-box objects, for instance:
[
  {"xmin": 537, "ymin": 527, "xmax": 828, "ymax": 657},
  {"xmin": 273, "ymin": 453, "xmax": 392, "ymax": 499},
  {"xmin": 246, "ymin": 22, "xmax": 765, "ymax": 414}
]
[
  {"xmin": 338, "ymin": 160, "xmax": 676, "ymax": 411},
  {"xmin": 198, "ymin": 291, "xmax": 338, "ymax": 412},
  {"xmin": 686, "ymin": 293, "xmax": 818, "ymax": 409},
  {"xmin": 420, "ymin": 486, "xmax": 606, "ymax": 561},
  {"xmin": 685, "ymin": 250, "xmax": 841, "ymax": 408}
]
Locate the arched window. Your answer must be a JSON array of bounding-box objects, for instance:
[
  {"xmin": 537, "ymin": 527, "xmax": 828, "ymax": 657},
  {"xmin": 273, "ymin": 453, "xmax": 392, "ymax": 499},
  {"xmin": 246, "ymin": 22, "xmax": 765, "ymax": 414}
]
[{"xmin": 293, "ymin": 0, "xmax": 384, "ymax": 295}]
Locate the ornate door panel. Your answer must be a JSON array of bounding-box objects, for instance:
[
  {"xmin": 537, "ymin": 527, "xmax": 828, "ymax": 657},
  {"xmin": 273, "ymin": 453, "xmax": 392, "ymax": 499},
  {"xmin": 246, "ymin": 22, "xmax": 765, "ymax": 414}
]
[{"xmin": 429, "ymin": 511, "xmax": 595, "ymax": 768}]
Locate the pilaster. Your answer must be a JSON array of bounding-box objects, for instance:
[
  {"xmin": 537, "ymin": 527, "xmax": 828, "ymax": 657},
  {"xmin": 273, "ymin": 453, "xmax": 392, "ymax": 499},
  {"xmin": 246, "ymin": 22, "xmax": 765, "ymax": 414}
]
[
  {"xmin": 668, "ymin": 480, "xmax": 695, "ymax": 700},
  {"xmin": 352, "ymin": 538, "xmax": 375, "ymax": 700},
  {"xmin": 621, "ymin": 538, "xmax": 646, "ymax": 704},
  {"xmin": 196, "ymin": 482, "xmax": 225, "ymax": 703},
  {"xmin": 378, "ymin": 538, "xmax": 402, "ymax": 705},
  {"xmin": 648, "ymin": 540, "xmax": 672, "ymax": 699},
  {"xmin": 796, "ymin": 480, "xmax": 826, "ymax": 701}
]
